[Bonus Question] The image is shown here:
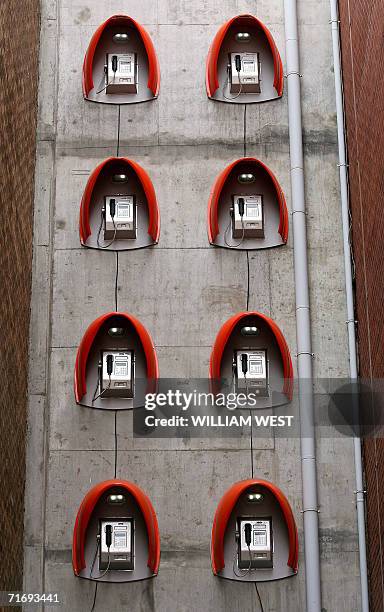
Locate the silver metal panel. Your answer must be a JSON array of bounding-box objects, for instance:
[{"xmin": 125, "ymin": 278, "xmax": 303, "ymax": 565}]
[
  {"xmin": 237, "ymin": 517, "xmax": 273, "ymax": 569},
  {"xmin": 106, "ymin": 53, "xmax": 137, "ymax": 94},
  {"xmin": 100, "ymin": 350, "xmax": 134, "ymax": 398},
  {"xmin": 233, "ymin": 194, "xmax": 264, "ymax": 239},
  {"xmin": 229, "ymin": 52, "xmax": 260, "ymax": 94},
  {"xmin": 235, "ymin": 349, "xmax": 268, "ymax": 395},
  {"xmin": 99, "ymin": 518, "xmax": 134, "ymax": 571},
  {"xmin": 104, "ymin": 195, "xmax": 137, "ymax": 240}
]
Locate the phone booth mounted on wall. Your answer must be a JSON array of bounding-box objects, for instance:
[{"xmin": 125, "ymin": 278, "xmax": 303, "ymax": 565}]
[
  {"xmin": 211, "ymin": 479, "xmax": 298, "ymax": 582},
  {"xmin": 73, "ymin": 479, "xmax": 160, "ymax": 583},
  {"xmin": 208, "ymin": 157, "xmax": 288, "ymax": 250},
  {"xmin": 210, "ymin": 311, "xmax": 293, "ymax": 409},
  {"xmin": 206, "ymin": 14, "xmax": 283, "ymax": 104},
  {"xmin": 79, "ymin": 157, "xmax": 160, "ymax": 251},
  {"xmin": 83, "ymin": 15, "xmax": 160, "ymax": 104},
  {"xmin": 74, "ymin": 312, "xmax": 158, "ymax": 411}
]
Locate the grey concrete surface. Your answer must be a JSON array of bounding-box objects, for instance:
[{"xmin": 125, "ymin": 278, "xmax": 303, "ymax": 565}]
[
  {"xmin": 51, "ymin": 247, "xmax": 249, "ymax": 347},
  {"xmin": 24, "ymin": 396, "xmax": 46, "ymax": 547},
  {"xmin": 23, "ymin": 546, "xmax": 44, "ymax": 612},
  {"xmin": 43, "ymin": 557, "xmax": 263, "ymax": 612},
  {"xmin": 24, "ymin": 0, "xmax": 362, "ymax": 610},
  {"xmin": 28, "ymin": 246, "xmax": 51, "ymax": 395}
]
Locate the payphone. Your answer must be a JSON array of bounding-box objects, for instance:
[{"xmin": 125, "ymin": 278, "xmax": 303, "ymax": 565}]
[
  {"xmin": 105, "ymin": 53, "xmax": 138, "ymax": 94},
  {"xmin": 229, "ymin": 52, "xmax": 261, "ymax": 94},
  {"xmin": 97, "ymin": 195, "xmax": 137, "ymax": 248},
  {"xmin": 234, "ymin": 489, "xmax": 274, "ymax": 576},
  {"xmin": 99, "ymin": 518, "xmax": 135, "ymax": 571},
  {"xmin": 224, "ymin": 190, "xmax": 264, "ymax": 247},
  {"xmin": 100, "ymin": 350, "xmax": 135, "ymax": 398},
  {"xmin": 92, "ymin": 349, "xmax": 135, "ymax": 402},
  {"xmin": 232, "ymin": 195, "xmax": 264, "ymax": 239},
  {"xmin": 104, "ymin": 195, "xmax": 137, "ymax": 240},
  {"xmin": 223, "ymin": 42, "xmax": 261, "ymax": 100},
  {"xmin": 234, "ymin": 349, "xmax": 269, "ymax": 396},
  {"xmin": 89, "ymin": 491, "xmax": 135, "ymax": 579},
  {"xmin": 236, "ymin": 517, "xmax": 273, "ymax": 570}
]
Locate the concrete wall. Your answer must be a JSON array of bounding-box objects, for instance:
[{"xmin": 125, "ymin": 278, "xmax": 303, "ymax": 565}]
[{"xmin": 24, "ymin": 1, "xmax": 362, "ymax": 610}]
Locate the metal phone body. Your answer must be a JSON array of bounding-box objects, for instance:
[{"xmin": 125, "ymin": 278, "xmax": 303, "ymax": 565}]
[
  {"xmin": 106, "ymin": 53, "xmax": 137, "ymax": 94},
  {"xmin": 232, "ymin": 195, "xmax": 264, "ymax": 238},
  {"xmin": 237, "ymin": 517, "xmax": 273, "ymax": 569},
  {"xmin": 104, "ymin": 195, "xmax": 137, "ymax": 239},
  {"xmin": 230, "ymin": 52, "xmax": 261, "ymax": 93},
  {"xmin": 234, "ymin": 349, "xmax": 268, "ymax": 396},
  {"xmin": 99, "ymin": 518, "xmax": 134, "ymax": 570},
  {"xmin": 100, "ymin": 350, "xmax": 135, "ymax": 398}
]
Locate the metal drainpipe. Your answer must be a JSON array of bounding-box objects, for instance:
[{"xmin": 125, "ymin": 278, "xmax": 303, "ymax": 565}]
[
  {"xmin": 283, "ymin": 1, "xmax": 322, "ymax": 611},
  {"xmin": 329, "ymin": 1, "xmax": 370, "ymax": 610}
]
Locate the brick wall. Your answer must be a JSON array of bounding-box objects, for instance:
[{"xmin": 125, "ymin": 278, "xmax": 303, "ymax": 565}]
[
  {"xmin": 338, "ymin": 1, "xmax": 384, "ymax": 610},
  {"xmin": 0, "ymin": 0, "xmax": 40, "ymax": 595}
]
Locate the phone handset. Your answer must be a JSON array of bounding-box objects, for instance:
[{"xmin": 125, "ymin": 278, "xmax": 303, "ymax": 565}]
[
  {"xmin": 97, "ymin": 198, "xmax": 117, "ymax": 249},
  {"xmin": 223, "ymin": 53, "xmax": 243, "ymax": 101}
]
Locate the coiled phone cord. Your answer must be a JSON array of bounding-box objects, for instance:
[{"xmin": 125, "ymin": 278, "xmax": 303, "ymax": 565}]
[
  {"xmin": 97, "ymin": 211, "xmax": 117, "ymax": 249},
  {"xmin": 96, "ymin": 61, "xmax": 116, "ymax": 95},
  {"xmin": 90, "ymin": 539, "xmax": 111, "ymax": 580},
  {"xmin": 92, "ymin": 375, "xmax": 111, "ymax": 403},
  {"xmin": 233, "ymin": 543, "xmax": 253, "ymax": 578},
  {"xmin": 224, "ymin": 215, "xmax": 245, "ymax": 248},
  {"xmin": 222, "ymin": 64, "xmax": 243, "ymax": 101}
]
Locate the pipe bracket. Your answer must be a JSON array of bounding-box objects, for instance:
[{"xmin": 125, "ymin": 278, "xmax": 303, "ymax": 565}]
[{"xmin": 291, "ymin": 209, "xmax": 308, "ymax": 216}]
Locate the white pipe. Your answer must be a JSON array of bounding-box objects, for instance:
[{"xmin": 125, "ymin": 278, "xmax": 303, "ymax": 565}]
[
  {"xmin": 329, "ymin": 1, "xmax": 370, "ymax": 610},
  {"xmin": 283, "ymin": 1, "xmax": 322, "ymax": 611}
]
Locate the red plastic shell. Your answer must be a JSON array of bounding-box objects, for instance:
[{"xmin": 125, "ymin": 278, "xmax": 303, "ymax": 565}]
[
  {"xmin": 79, "ymin": 157, "xmax": 160, "ymax": 245},
  {"xmin": 206, "ymin": 15, "xmax": 283, "ymax": 98},
  {"xmin": 211, "ymin": 478, "xmax": 298, "ymax": 574},
  {"xmin": 207, "ymin": 157, "xmax": 288, "ymax": 244},
  {"xmin": 73, "ymin": 479, "xmax": 160, "ymax": 575},
  {"xmin": 209, "ymin": 311, "xmax": 293, "ymax": 400},
  {"xmin": 74, "ymin": 312, "xmax": 159, "ymax": 403},
  {"xmin": 83, "ymin": 15, "xmax": 160, "ymax": 97}
]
